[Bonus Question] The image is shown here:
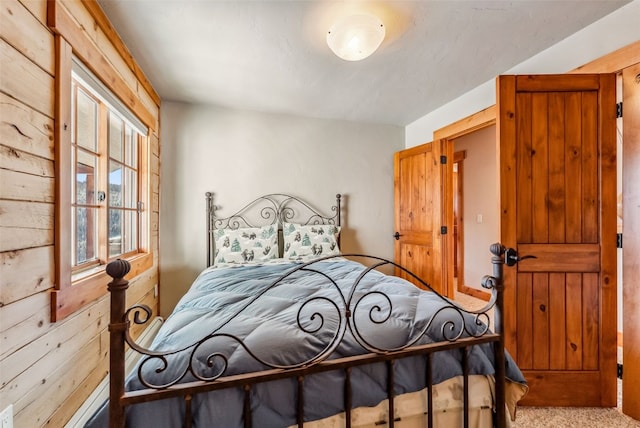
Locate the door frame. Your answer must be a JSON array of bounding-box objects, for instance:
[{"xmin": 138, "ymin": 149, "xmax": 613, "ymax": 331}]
[
  {"xmin": 453, "ymin": 151, "xmax": 465, "ymax": 291},
  {"xmin": 434, "ymin": 106, "xmax": 495, "ymax": 301}
]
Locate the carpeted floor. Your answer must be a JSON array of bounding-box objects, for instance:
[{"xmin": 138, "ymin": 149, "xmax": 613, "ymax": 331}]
[
  {"xmin": 512, "ymin": 403, "xmax": 640, "ymax": 427},
  {"xmin": 453, "ymin": 290, "xmax": 640, "ymax": 428},
  {"xmin": 512, "ymin": 378, "xmax": 639, "ymax": 427}
]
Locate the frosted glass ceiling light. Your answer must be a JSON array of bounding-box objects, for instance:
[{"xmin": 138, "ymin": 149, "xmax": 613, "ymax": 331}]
[{"xmin": 327, "ymin": 14, "xmax": 385, "ymax": 61}]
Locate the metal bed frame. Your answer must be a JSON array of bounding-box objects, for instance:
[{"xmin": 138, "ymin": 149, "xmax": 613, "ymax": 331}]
[{"xmin": 105, "ymin": 193, "xmax": 510, "ymax": 428}]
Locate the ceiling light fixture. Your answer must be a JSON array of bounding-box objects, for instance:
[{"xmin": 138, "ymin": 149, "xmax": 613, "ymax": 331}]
[{"xmin": 326, "ymin": 14, "xmax": 385, "ymax": 61}]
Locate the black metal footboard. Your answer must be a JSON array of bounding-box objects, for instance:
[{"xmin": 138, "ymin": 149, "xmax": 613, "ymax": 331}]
[{"xmin": 106, "ymin": 244, "xmax": 511, "ymax": 428}]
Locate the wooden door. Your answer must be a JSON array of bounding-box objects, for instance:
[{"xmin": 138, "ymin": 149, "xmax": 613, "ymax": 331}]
[
  {"xmin": 498, "ymin": 74, "xmax": 617, "ymax": 406},
  {"xmin": 393, "ymin": 140, "xmax": 452, "ymax": 296},
  {"xmin": 622, "ymin": 62, "xmax": 640, "ymax": 420}
]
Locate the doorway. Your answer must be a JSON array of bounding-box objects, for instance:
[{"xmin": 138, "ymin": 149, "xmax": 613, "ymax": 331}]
[{"xmin": 451, "ymin": 126, "xmax": 498, "ymax": 302}]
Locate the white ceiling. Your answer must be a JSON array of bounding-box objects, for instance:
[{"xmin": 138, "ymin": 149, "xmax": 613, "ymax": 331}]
[{"xmin": 97, "ymin": 1, "xmax": 629, "ymax": 126}]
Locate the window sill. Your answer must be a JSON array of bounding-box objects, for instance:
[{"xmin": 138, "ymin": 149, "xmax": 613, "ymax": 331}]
[{"xmin": 51, "ymin": 252, "xmax": 153, "ymax": 322}]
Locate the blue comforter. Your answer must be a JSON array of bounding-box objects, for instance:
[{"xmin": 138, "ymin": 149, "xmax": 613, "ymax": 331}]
[{"xmin": 87, "ymin": 258, "xmax": 525, "ymax": 427}]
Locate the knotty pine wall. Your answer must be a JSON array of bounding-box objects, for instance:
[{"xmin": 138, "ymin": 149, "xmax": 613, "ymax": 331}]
[{"xmin": 0, "ymin": 1, "xmax": 160, "ymax": 426}]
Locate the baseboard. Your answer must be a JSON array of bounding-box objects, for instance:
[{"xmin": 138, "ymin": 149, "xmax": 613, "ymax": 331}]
[
  {"xmin": 457, "ymin": 284, "xmax": 491, "ymax": 301},
  {"xmin": 65, "ymin": 316, "xmax": 164, "ymax": 428}
]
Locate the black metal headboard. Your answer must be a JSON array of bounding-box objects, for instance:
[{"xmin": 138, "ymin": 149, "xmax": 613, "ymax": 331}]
[{"xmin": 206, "ymin": 193, "xmax": 342, "ymax": 267}]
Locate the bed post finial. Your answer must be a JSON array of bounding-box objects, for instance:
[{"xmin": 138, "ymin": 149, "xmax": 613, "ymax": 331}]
[
  {"xmin": 106, "ymin": 259, "xmax": 130, "ymax": 428},
  {"xmin": 335, "ymin": 194, "xmax": 341, "ymax": 227}
]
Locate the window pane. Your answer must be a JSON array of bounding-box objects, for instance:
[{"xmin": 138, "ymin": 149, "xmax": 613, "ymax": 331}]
[
  {"xmin": 76, "ymin": 149, "xmax": 98, "ymax": 204},
  {"xmin": 109, "ymin": 113, "xmax": 124, "ymax": 162},
  {"xmin": 125, "ymin": 127, "xmax": 138, "ymax": 167},
  {"xmin": 125, "ymin": 168, "xmax": 137, "ymax": 209},
  {"xmin": 76, "ymin": 90, "xmax": 97, "ymax": 151},
  {"xmin": 70, "ymin": 149, "xmax": 75, "ymax": 203},
  {"xmin": 76, "ymin": 207, "xmax": 98, "ymax": 265},
  {"xmin": 125, "ymin": 210, "xmax": 138, "ymax": 253},
  {"xmin": 109, "ymin": 161, "xmax": 123, "ymax": 207},
  {"xmin": 109, "ymin": 208, "xmax": 123, "ymax": 257}
]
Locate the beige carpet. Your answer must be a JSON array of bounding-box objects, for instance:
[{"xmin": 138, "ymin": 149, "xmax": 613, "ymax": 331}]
[
  {"xmin": 453, "ymin": 289, "xmax": 640, "ymax": 428},
  {"xmin": 513, "ymin": 379, "xmax": 639, "ymax": 427},
  {"xmin": 513, "ymin": 404, "xmax": 640, "ymax": 428}
]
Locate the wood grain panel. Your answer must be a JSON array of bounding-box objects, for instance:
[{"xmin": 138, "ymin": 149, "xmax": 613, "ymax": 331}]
[
  {"xmin": 531, "ymin": 93, "xmax": 549, "ymax": 243},
  {"xmin": 150, "ymin": 132, "xmax": 160, "ymax": 157},
  {"xmin": 14, "ymin": 334, "xmax": 104, "ymax": 427},
  {"xmin": 622, "ymin": 61, "xmax": 640, "ymax": 419},
  {"xmin": 516, "ymin": 93, "xmax": 533, "ymax": 243},
  {"xmin": 564, "ymin": 92, "xmax": 582, "ymax": 243},
  {"xmin": 0, "ymin": 168, "xmax": 54, "ymax": 202},
  {"xmin": 547, "ymin": 93, "xmax": 565, "ymax": 243},
  {"xmin": 0, "ymin": 246, "xmax": 54, "ymax": 307},
  {"xmin": 582, "ymin": 272, "xmax": 599, "ymax": 370},
  {"xmin": 0, "ymin": 200, "xmax": 53, "ymax": 230},
  {"xmin": 0, "ymin": 92, "xmax": 54, "ymax": 160},
  {"xmin": 497, "ymin": 75, "xmax": 518, "ymax": 359},
  {"xmin": 565, "ymin": 273, "xmax": 583, "ymax": 370},
  {"xmin": 516, "ymin": 74, "xmax": 601, "ymax": 92},
  {"xmin": 0, "ymin": 144, "xmax": 54, "ymax": 177},
  {"xmin": 0, "ymin": 292, "xmax": 50, "ymax": 359},
  {"xmin": 521, "ymin": 371, "xmax": 603, "ymax": 406},
  {"xmin": 516, "ymin": 273, "xmax": 533, "ymax": 369},
  {"xmin": 548, "ymin": 273, "xmax": 566, "ymax": 370},
  {"xmin": 516, "ymin": 243, "xmax": 600, "ymax": 272},
  {"xmin": 581, "ymin": 91, "xmax": 599, "ymax": 243},
  {"xmin": 0, "ymin": 38, "xmax": 54, "ymax": 117},
  {"xmin": 0, "ymin": 297, "xmax": 109, "ymax": 406},
  {"xmin": 0, "ymin": 227, "xmax": 52, "ymax": 252},
  {"xmin": 595, "ymin": 72, "xmax": 618, "ymax": 408},
  {"xmin": 45, "ymin": 347, "xmax": 109, "ymax": 427},
  {"xmin": 0, "ymin": 0, "xmax": 55, "ymax": 74},
  {"xmin": 397, "ymin": 242, "xmax": 432, "ymax": 290},
  {"xmin": 532, "ymin": 273, "xmax": 549, "ymax": 370},
  {"xmin": 52, "ymin": 35, "xmax": 73, "ymax": 320},
  {"xmin": 16, "ymin": 0, "xmax": 47, "ymax": 20}
]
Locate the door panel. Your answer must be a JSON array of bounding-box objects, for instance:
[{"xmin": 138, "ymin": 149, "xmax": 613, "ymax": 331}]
[
  {"xmin": 498, "ymin": 74, "xmax": 617, "ymax": 406},
  {"xmin": 516, "ymin": 244, "xmax": 600, "ymax": 272},
  {"xmin": 393, "ymin": 140, "xmax": 448, "ymax": 296}
]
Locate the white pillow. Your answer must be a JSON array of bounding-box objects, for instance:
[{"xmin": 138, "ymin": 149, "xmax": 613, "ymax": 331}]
[
  {"xmin": 282, "ymin": 222, "xmax": 341, "ymax": 260},
  {"xmin": 214, "ymin": 225, "xmax": 278, "ymax": 265}
]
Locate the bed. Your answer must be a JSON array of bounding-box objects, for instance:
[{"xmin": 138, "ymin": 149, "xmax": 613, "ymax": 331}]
[{"xmin": 88, "ymin": 193, "xmax": 527, "ymax": 428}]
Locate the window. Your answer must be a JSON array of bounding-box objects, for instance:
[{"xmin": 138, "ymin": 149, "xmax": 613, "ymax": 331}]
[
  {"xmin": 70, "ymin": 74, "xmax": 147, "ymax": 277},
  {"xmin": 52, "ymin": 36, "xmax": 154, "ymax": 322},
  {"xmin": 49, "ymin": 3, "xmax": 158, "ymax": 322}
]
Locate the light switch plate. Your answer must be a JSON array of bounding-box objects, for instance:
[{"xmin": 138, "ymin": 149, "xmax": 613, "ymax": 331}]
[{"xmin": 0, "ymin": 404, "xmax": 13, "ymax": 428}]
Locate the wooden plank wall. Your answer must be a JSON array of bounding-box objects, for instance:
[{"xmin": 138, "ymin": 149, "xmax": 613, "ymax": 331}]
[{"xmin": 0, "ymin": 0, "xmax": 161, "ymax": 426}]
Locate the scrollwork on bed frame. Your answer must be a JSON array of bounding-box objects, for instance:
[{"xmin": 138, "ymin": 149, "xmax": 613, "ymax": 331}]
[
  {"xmin": 106, "ymin": 244, "xmax": 509, "ymax": 428},
  {"xmin": 206, "ymin": 192, "xmax": 342, "ymax": 267}
]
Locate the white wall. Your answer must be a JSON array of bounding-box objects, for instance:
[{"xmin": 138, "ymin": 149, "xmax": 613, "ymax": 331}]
[
  {"xmin": 454, "ymin": 126, "xmax": 498, "ymax": 290},
  {"xmin": 160, "ymin": 102, "xmax": 404, "ymax": 315},
  {"xmin": 406, "ymin": 0, "xmax": 640, "ymax": 147}
]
